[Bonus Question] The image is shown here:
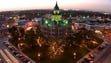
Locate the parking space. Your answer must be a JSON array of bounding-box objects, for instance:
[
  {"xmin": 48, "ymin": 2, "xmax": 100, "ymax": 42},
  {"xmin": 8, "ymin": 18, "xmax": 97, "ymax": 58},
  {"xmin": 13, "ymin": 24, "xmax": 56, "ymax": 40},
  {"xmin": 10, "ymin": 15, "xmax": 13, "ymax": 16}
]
[{"xmin": 2, "ymin": 39, "xmax": 35, "ymax": 63}]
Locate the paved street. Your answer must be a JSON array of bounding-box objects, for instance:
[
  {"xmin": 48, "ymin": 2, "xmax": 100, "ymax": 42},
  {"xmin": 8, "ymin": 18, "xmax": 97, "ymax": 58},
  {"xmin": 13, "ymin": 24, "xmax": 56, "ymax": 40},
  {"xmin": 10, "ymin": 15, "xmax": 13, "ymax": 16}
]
[
  {"xmin": 95, "ymin": 46, "xmax": 111, "ymax": 63},
  {"xmin": 0, "ymin": 37, "xmax": 11, "ymax": 63},
  {"xmin": 0, "ymin": 35, "xmax": 20, "ymax": 63},
  {"xmin": 0, "ymin": 50, "xmax": 7, "ymax": 63},
  {"xmin": 0, "ymin": 45, "xmax": 13, "ymax": 63},
  {"xmin": 103, "ymin": 53, "xmax": 111, "ymax": 63}
]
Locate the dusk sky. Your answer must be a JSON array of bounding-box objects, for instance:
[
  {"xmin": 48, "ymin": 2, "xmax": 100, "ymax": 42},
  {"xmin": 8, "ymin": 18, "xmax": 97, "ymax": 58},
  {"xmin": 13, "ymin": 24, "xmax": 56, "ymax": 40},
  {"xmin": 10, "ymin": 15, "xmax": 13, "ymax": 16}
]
[{"xmin": 0, "ymin": 0, "xmax": 111, "ymax": 12}]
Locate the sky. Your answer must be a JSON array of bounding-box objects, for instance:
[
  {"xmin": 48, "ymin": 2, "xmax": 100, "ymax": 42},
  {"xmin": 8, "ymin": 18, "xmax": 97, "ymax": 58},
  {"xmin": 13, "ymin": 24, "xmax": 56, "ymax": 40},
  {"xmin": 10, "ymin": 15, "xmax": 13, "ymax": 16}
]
[{"xmin": 0, "ymin": 0, "xmax": 111, "ymax": 12}]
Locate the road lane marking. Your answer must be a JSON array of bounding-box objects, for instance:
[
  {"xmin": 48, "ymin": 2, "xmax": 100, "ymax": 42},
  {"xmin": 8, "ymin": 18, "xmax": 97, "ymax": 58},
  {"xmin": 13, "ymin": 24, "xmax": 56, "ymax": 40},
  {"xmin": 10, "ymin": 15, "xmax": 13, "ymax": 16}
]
[
  {"xmin": 3, "ymin": 49, "xmax": 19, "ymax": 63},
  {"xmin": 0, "ymin": 49, "xmax": 12, "ymax": 63}
]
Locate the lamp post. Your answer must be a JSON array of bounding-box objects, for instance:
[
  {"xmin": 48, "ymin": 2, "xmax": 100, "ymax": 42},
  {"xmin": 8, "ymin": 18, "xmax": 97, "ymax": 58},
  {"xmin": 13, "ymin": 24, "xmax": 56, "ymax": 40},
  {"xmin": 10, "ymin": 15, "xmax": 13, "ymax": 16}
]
[
  {"xmin": 17, "ymin": 37, "xmax": 21, "ymax": 50},
  {"xmin": 18, "ymin": 42, "xmax": 24, "ymax": 51},
  {"xmin": 37, "ymin": 52, "xmax": 41, "ymax": 63},
  {"xmin": 73, "ymin": 52, "xmax": 77, "ymax": 59}
]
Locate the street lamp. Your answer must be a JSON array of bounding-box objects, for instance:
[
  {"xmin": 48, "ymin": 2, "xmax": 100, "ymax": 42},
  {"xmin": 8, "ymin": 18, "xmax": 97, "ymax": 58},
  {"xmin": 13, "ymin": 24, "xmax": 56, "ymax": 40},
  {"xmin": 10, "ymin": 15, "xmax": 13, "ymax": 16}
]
[
  {"xmin": 18, "ymin": 43, "xmax": 26, "ymax": 51},
  {"xmin": 73, "ymin": 52, "xmax": 77, "ymax": 59},
  {"xmin": 37, "ymin": 53, "xmax": 41, "ymax": 57},
  {"xmin": 37, "ymin": 52, "xmax": 41, "ymax": 63}
]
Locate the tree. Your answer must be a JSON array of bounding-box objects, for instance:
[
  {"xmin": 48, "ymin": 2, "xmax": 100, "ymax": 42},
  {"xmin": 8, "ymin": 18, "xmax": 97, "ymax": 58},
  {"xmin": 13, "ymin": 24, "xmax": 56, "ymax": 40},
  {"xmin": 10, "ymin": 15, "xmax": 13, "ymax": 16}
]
[{"xmin": 65, "ymin": 28, "xmax": 103, "ymax": 50}]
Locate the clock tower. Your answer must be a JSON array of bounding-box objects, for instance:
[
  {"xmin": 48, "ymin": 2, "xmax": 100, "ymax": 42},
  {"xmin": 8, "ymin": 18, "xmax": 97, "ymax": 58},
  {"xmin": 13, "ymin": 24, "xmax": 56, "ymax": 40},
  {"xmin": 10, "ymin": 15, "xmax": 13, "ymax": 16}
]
[
  {"xmin": 41, "ymin": 1, "xmax": 72, "ymax": 38},
  {"xmin": 51, "ymin": 1, "xmax": 62, "ymax": 22}
]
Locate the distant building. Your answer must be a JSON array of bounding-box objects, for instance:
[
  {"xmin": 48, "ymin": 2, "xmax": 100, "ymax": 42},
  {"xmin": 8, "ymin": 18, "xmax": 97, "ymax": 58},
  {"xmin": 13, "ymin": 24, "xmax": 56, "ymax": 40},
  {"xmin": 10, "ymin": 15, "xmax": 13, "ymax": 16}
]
[
  {"xmin": 17, "ymin": 19, "xmax": 29, "ymax": 25},
  {"xmin": 40, "ymin": 2, "xmax": 73, "ymax": 38},
  {"xmin": 0, "ymin": 17, "xmax": 17, "ymax": 28}
]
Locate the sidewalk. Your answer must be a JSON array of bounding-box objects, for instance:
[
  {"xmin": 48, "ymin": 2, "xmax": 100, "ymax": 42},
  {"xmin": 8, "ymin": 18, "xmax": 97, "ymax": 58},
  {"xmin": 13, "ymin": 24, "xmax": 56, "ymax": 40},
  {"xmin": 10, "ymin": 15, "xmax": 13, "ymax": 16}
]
[{"xmin": 76, "ymin": 42, "xmax": 111, "ymax": 63}]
